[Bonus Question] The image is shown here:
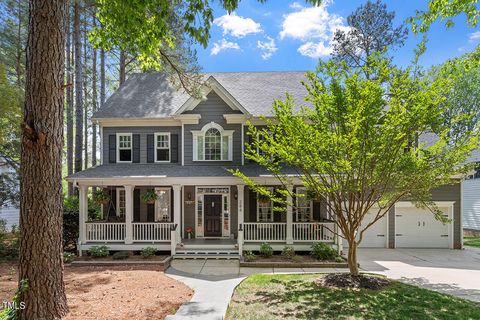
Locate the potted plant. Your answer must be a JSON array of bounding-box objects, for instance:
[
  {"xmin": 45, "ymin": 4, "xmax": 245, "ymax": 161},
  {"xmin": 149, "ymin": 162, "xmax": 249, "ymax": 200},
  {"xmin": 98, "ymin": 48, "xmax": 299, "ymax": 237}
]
[
  {"xmin": 185, "ymin": 226, "xmax": 193, "ymax": 239},
  {"xmin": 93, "ymin": 189, "xmax": 111, "ymax": 205},
  {"xmin": 141, "ymin": 190, "xmax": 158, "ymax": 204}
]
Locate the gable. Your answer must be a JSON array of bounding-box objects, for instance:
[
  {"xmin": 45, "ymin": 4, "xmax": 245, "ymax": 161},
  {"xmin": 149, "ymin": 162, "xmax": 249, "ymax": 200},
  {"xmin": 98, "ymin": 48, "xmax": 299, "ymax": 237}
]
[{"xmin": 183, "ymin": 91, "xmax": 243, "ymax": 116}]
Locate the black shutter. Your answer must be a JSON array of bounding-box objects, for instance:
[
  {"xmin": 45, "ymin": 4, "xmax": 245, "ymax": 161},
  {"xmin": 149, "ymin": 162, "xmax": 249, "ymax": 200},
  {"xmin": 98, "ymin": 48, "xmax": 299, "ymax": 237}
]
[
  {"xmin": 246, "ymin": 134, "xmax": 253, "ymax": 163},
  {"xmin": 249, "ymin": 188, "xmax": 257, "ymax": 222},
  {"xmin": 147, "ymin": 203, "xmax": 155, "ymax": 222},
  {"xmin": 108, "ymin": 135, "xmax": 116, "ymax": 163},
  {"xmin": 133, "ymin": 189, "xmax": 140, "ymax": 222},
  {"xmin": 171, "ymin": 134, "xmax": 179, "ymax": 163},
  {"xmin": 313, "ymin": 199, "xmax": 321, "ymax": 221},
  {"xmin": 147, "ymin": 134, "xmax": 154, "ymax": 163},
  {"xmin": 132, "ymin": 134, "xmax": 140, "ymax": 163}
]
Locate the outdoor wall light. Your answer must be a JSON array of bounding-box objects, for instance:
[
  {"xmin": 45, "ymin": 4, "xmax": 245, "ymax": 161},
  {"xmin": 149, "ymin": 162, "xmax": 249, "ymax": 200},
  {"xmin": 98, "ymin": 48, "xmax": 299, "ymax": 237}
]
[
  {"xmin": 187, "ymin": 192, "xmax": 192, "ymax": 200},
  {"xmin": 234, "ymin": 192, "xmax": 238, "ymax": 200}
]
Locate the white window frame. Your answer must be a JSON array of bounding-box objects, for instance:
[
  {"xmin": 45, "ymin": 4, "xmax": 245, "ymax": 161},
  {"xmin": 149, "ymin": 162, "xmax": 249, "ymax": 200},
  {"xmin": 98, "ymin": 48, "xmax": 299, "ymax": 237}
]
[
  {"xmin": 116, "ymin": 133, "xmax": 132, "ymax": 163},
  {"xmin": 256, "ymin": 132, "xmax": 270, "ymax": 157},
  {"xmin": 116, "ymin": 188, "xmax": 126, "ymax": 217},
  {"xmin": 154, "ymin": 132, "xmax": 171, "ymax": 163},
  {"xmin": 257, "ymin": 187, "xmax": 274, "ymax": 222},
  {"xmin": 191, "ymin": 122, "xmax": 234, "ymax": 161},
  {"xmin": 295, "ymin": 187, "xmax": 313, "ymax": 222},
  {"xmin": 154, "ymin": 187, "xmax": 171, "ymax": 222}
]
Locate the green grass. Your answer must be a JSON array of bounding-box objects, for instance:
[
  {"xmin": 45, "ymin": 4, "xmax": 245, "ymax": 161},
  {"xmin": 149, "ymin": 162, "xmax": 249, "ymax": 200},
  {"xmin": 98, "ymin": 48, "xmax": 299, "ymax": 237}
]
[
  {"xmin": 464, "ymin": 237, "xmax": 480, "ymax": 248},
  {"xmin": 226, "ymin": 274, "xmax": 480, "ymax": 320}
]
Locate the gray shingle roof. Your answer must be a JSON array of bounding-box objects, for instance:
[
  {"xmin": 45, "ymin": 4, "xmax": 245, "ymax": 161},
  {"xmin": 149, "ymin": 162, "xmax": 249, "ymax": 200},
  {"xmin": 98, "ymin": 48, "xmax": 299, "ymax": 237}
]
[
  {"xmin": 92, "ymin": 72, "xmax": 309, "ymax": 119},
  {"xmin": 67, "ymin": 164, "xmax": 300, "ymax": 180}
]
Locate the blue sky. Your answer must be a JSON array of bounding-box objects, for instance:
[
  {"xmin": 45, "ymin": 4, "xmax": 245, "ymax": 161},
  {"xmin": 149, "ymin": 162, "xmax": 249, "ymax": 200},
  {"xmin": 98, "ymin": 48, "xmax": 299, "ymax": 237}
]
[{"xmin": 195, "ymin": 0, "xmax": 480, "ymax": 72}]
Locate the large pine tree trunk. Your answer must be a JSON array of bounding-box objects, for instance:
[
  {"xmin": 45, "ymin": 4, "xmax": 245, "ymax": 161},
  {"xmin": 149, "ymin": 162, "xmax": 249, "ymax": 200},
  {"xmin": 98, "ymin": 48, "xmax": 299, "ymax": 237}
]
[
  {"xmin": 19, "ymin": 0, "xmax": 68, "ymax": 318},
  {"xmin": 66, "ymin": 0, "xmax": 74, "ymax": 196},
  {"xmin": 100, "ymin": 48, "xmax": 105, "ymax": 107},
  {"xmin": 74, "ymin": 0, "xmax": 83, "ymax": 174},
  {"xmin": 82, "ymin": 12, "xmax": 88, "ymax": 170},
  {"xmin": 91, "ymin": 11, "xmax": 97, "ymax": 167}
]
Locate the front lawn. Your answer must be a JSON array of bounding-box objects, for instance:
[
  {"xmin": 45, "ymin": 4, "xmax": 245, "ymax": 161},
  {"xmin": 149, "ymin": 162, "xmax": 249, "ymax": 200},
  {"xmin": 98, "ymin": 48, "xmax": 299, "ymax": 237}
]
[
  {"xmin": 226, "ymin": 274, "xmax": 480, "ymax": 320},
  {"xmin": 464, "ymin": 237, "xmax": 480, "ymax": 248}
]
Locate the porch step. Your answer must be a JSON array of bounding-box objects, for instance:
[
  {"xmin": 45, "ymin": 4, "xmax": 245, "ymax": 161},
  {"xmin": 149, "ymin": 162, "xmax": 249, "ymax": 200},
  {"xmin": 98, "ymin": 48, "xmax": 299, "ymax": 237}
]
[{"xmin": 173, "ymin": 249, "xmax": 240, "ymax": 260}]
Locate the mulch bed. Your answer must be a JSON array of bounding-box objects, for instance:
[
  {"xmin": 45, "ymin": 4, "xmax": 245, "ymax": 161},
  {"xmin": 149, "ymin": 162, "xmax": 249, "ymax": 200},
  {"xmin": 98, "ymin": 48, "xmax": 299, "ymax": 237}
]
[
  {"xmin": 317, "ymin": 273, "xmax": 391, "ymax": 290},
  {"xmin": 240, "ymin": 254, "xmax": 348, "ymax": 268}
]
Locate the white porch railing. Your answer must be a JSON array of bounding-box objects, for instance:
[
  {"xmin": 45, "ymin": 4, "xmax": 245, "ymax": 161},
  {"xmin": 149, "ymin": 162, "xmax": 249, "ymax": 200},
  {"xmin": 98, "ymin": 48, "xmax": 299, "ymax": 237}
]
[
  {"xmin": 86, "ymin": 222, "xmax": 126, "ymax": 242},
  {"xmin": 243, "ymin": 222, "xmax": 287, "ymax": 242},
  {"xmin": 132, "ymin": 222, "xmax": 174, "ymax": 242},
  {"xmin": 293, "ymin": 222, "xmax": 335, "ymax": 242}
]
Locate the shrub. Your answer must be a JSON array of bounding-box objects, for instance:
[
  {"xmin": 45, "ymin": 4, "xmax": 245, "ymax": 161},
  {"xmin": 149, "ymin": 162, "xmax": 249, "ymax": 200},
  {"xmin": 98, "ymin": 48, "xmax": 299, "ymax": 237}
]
[
  {"xmin": 63, "ymin": 252, "xmax": 75, "ymax": 263},
  {"xmin": 141, "ymin": 247, "xmax": 156, "ymax": 258},
  {"xmin": 88, "ymin": 245, "xmax": 109, "ymax": 257},
  {"xmin": 112, "ymin": 251, "xmax": 130, "ymax": 260},
  {"xmin": 335, "ymin": 256, "xmax": 345, "ymax": 263},
  {"xmin": 311, "ymin": 242, "xmax": 338, "ymax": 261},
  {"xmin": 281, "ymin": 246, "xmax": 296, "ymax": 260},
  {"xmin": 0, "ymin": 219, "xmax": 19, "ymax": 261},
  {"xmin": 259, "ymin": 242, "xmax": 273, "ymax": 257},
  {"xmin": 243, "ymin": 250, "xmax": 256, "ymax": 262}
]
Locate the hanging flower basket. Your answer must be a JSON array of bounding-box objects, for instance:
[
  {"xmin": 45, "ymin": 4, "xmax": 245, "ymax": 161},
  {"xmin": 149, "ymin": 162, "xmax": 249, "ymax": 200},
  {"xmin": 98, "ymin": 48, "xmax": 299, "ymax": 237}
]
[
  {"xmin": 141, "ymin": 190, "xmax": 158, "ymax": 204},
  {"xmin": 93, "ymin": 190, "xmax": 111, "ymax": 205},
  {"xmin": 257, "ymin": 193, "xmax": 271, "ymax": 204},
  {"xmin": 305, "ymin": 189, "xmax": 321, "ymax": 202}
]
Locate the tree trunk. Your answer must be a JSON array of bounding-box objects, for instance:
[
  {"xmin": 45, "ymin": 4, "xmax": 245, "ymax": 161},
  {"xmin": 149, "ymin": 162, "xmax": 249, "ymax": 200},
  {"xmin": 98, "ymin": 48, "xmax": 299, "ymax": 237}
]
[
  {"xmin": 119, "ymin": 49, "xmax": 126, "ymax": 85},
  {"xmin": 66, "ymin": 0, "xmax": 74, "ymax": 196},
  {"xmin": 74, "ymin": 0, "xmax": 83, "ymax": 174},
  {"xmin": 91, "ymin": 10, "xmax": 97, "ymax": 168},
  {"xmin": 100, "ymin": 48, "xmax": 105, "ymax": 106},
  {"xmin": 83, "ymin": 12, "xmax": 88, "ymax": 170},
  {"xmin": 19, "ymin": 0, "xmax": 68, "ymax": 318},
  {"xmin": 347, "ymin": 238, "xmax": 359, "ymax": 276}
]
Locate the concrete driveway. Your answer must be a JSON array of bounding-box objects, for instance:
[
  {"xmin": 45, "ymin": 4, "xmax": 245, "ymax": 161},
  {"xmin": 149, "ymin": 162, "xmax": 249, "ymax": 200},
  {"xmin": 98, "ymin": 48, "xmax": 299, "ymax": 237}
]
[{"xmin": 358, "ymin": 247, "xmax": 480, "ymax": 301}]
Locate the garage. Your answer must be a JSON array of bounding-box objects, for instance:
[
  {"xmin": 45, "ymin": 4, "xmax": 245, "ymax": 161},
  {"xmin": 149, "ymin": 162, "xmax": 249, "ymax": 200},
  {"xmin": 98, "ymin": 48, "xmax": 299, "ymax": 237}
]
[
  {"xmin": 358, "ymin": 209, "xmax": 388, "ymax": 248},
  {"xmin": 395, "ymin": 202, "xmax": 453, "ymax": 248}
]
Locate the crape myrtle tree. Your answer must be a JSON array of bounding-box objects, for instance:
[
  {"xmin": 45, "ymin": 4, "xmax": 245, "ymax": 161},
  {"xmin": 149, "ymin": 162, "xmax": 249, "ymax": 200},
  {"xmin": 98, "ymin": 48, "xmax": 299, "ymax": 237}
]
[
  {"xmin": 232, "ymin": 53, "xmax": 480, "ymax": 276},
  {"xmin": 20, "ymin": 0, "xmax": 321, "ymax": 319}
]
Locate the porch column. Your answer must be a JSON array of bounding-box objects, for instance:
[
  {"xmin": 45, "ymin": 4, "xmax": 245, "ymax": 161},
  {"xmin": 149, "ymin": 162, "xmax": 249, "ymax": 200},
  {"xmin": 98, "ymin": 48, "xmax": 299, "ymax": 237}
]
[
  {"xmin": 286, "ymin": 185, "xmax": 293, "ymax": 244},
  {"xmin": 173, "ymin": 184, "xmax": 182, "ymax": 243},
  {"xmin": 124, "ymin": 185, "xmax": 134, "ymax": 244},
  {"xmin": 78, "ymin": 185, "xmax": 88, "ymax": 245},
  {"xmin": 237, "ymin": 185, "xmax": 245, "ymax": 229}
]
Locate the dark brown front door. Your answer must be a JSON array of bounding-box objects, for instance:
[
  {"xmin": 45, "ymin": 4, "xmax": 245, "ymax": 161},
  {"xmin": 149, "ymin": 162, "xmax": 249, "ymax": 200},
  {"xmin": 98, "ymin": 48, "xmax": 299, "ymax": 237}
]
[{"xmin": 204, "ymin": 195, "xmax": 222, "ymax": 237}]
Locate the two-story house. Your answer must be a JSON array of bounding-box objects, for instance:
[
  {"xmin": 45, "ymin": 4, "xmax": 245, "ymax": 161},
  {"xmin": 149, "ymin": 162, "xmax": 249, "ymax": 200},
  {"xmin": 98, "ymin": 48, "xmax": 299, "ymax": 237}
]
[{"xmin": 67, "ymin": 72, "xmax": 463, "ymax": 258}]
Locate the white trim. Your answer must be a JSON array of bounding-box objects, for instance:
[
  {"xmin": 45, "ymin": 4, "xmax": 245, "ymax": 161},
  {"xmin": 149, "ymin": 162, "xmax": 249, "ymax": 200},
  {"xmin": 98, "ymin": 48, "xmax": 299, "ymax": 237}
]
[
  {"xmin": 181, "ymin": 186, "xmax": 185, "ymax": 238},
  {"xmin": 181, "ymin": 123, "xmax": 185, "ymax": 166},
  {"xmin": 174, "ymin": 76, "xmax": 250, "ymax": 115},
  {"xmin": 93, "ymin": 116, "xmax": 200, "ymax": 127},
  {"xmin": 241, "ymin": 123, "xmax": 244, "ymax": 166},
  {"xmin": 116, "ymin": 133, "xmax": 132, "ymax": 163},
  {"xmin": 224, "ymin": 114, "xmax": 250, "ymax": 124},
  {"xmin": 195, "ymin": 186, "xmax": 231, "ymax": 239},
  {"xmin": 191, "ymin": 122, "xmax": 234, "ymax": 161},
  {"xmin": 154, "ymin": 132, "xmax": 171, "ymax": 163},
  {"xmin": 116, "ymin": 187, "xmax": 126, "ymax": 216}
]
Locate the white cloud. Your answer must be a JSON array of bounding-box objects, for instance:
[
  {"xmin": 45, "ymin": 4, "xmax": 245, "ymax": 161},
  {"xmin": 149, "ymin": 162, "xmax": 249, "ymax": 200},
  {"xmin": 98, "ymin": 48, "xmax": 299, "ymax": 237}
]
[
  {"xmin": 289, "ymin": 2, "xmax": 303, "ymax": 9},
  {"xmin": 297, "ymin": 41, "xmax": 332, "ymax": 58},
  {"xmin": 214, "ymin": 12, "xmax": 262, "ymax": 38},
  {"xmin": 210, "ymin": 39, "xmax": 241, "ymax": 55},
  {"xmin": 280, "ymin": 2, "xmax": 346, "ymax": 58},
  {"xmin": 257, "ymin": 36, "xmax": 278, "ymax": 60},
  {"xmin": 469, "ymin": 31, "xmax": 480, "ymax": 43}
]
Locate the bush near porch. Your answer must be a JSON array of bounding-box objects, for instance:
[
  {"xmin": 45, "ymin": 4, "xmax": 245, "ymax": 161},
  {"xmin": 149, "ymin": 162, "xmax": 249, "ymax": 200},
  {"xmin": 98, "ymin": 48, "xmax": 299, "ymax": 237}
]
[
  {"xmin": 226, "ymin": 274, "xmax": 480, "ymax": 320},
  {"xmin": 464, "ymin": 236, "xmax": 480, "ymax": 248}
]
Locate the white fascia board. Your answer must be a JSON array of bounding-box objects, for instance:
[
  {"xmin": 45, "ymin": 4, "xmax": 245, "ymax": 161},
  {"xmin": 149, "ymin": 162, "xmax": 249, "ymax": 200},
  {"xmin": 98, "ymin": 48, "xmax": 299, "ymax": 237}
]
[
  {"xmin": 395, "ymin": 201, "xmax": 456, "ymax": 208},
  {"xmin": 173, "ymin": 114, "xmax": 201, "ymax": 125},
  {"xmin": 94, "ymin": 118, "xmax": 183, "ymax": 127}
]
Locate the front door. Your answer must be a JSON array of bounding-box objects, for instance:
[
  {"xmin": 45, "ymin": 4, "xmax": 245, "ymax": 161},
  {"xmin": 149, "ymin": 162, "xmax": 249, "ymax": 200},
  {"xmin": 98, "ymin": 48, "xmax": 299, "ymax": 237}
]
[{"xmin": 204, "ymin": 195, "xmax": 222, "ymax": 237}]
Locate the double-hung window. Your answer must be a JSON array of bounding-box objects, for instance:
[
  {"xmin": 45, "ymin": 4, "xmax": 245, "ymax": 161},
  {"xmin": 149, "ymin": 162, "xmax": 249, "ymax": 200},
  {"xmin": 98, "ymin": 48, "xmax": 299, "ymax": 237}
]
[
  {"xmin": 257, "ymin": 187, "xmax": 274, "ymax": 222},
  {"xmin": 155, "ymin": 133, "xmax": 170, "ymax": 162},
  {"xmin": 117, "ymin": 133, "xmax": 132, "ymax": 162},
  {"xmin": 296, "ymin": 187, "xmax": 313, "ymax": 222},
  {"xmin": 116, "ymin": 188, "xmax": 126, "ymax": 216},
  {"xmin": 192, "ymin": 123, "xmax": 233, "ymax": 161}
]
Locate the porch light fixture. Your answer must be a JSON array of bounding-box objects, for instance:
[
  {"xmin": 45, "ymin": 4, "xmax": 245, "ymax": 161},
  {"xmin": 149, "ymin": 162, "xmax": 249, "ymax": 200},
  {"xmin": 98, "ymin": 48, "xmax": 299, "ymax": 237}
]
[
  {"xmin": 187, "ymin": 192, "xmax": 192, "ymax": 201},
  {"xmin": 234, "ymin": 192, "xmax": 238, "ymax": 200}
]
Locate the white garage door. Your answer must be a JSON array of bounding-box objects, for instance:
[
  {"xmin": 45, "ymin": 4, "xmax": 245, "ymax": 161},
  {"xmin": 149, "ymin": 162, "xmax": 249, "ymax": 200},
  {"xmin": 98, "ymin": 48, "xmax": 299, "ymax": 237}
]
[
  {"xmin": 358, "ymin": 210, "xmax": 388, "ymax": 248},
  {"xmin": 395, "ymin": 206, "xmax": 451, "ymax": 248}
]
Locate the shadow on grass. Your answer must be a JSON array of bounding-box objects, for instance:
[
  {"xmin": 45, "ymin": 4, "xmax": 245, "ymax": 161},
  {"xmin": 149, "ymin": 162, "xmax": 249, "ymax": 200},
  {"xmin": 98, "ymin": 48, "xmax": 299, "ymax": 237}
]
[{"xmin": 231, "ymin": 274, "xmax": 480, "ymax": 320}]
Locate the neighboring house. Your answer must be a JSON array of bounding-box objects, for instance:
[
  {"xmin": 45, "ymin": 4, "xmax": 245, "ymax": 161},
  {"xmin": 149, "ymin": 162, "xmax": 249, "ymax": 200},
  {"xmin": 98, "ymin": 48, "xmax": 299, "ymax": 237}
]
[
  {"xmin": 67, "ymin": 72, "xmax": 463, "ymax": 258},
  {"xmin": 0, "ymin": 161, "xmax": 20, "ymax": 231},
  {"xmin": 462, "ymin": 149, "xmax": 480, "ymax": 234}
]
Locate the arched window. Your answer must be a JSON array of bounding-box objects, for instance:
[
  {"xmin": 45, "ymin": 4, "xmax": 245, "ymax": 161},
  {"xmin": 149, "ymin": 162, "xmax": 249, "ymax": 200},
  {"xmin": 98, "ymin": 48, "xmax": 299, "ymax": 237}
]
[{"xmin": 192, "ymin": 122, "xmax": 234, "ymax": 161}]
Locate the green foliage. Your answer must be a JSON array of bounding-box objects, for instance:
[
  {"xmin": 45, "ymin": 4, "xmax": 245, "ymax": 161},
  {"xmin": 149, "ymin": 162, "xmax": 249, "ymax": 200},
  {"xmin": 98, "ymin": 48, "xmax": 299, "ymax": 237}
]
[
  {"xmin": 311, "ymin": 242, "xmax": 338, "ymax": 261},
  {"xmin": 92, "ymin": 189, "xmax": 111, "ymax": 205},
  {"xmin": 281, "ymin": 246, "xmax": 296, "ymax": 260},
  {"xmin": 63, "ymin": 252, "xmax": 75, "ymax": 264},
  {"xmin": 0, "ymin": 279, "xmax": 28, "ymax": 320},
  {"xmin": 409, "ymin": 0, "xmax": 479, "ymax": 33},
  {"xmin": 243, "ymin": 250, "xmax": 256, "ymax": 262},
  {"xmin": 63, "ymin": 196, "xmax": 101, "ymax": 251},
  {"xmin": 88, "ymin": 245, "xmax": 109, "ymax": 258},
  {"xmin": 259, "ymin": 243, "xmax": 273, "ymax": 257},
  {"xmin": 0, "ymin": 218, "xmax": 19, "ymax": 261},
  {"xmin": 141, "ymin": 190, "xmax": 158, "ymax": 204},
  {"xmin": 112, "ymin": 251, "xmax": 130, "ymax": 260},
  {"xmin": 141, "ymin": 247, "xmax": 157, "ymax": 258}
]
